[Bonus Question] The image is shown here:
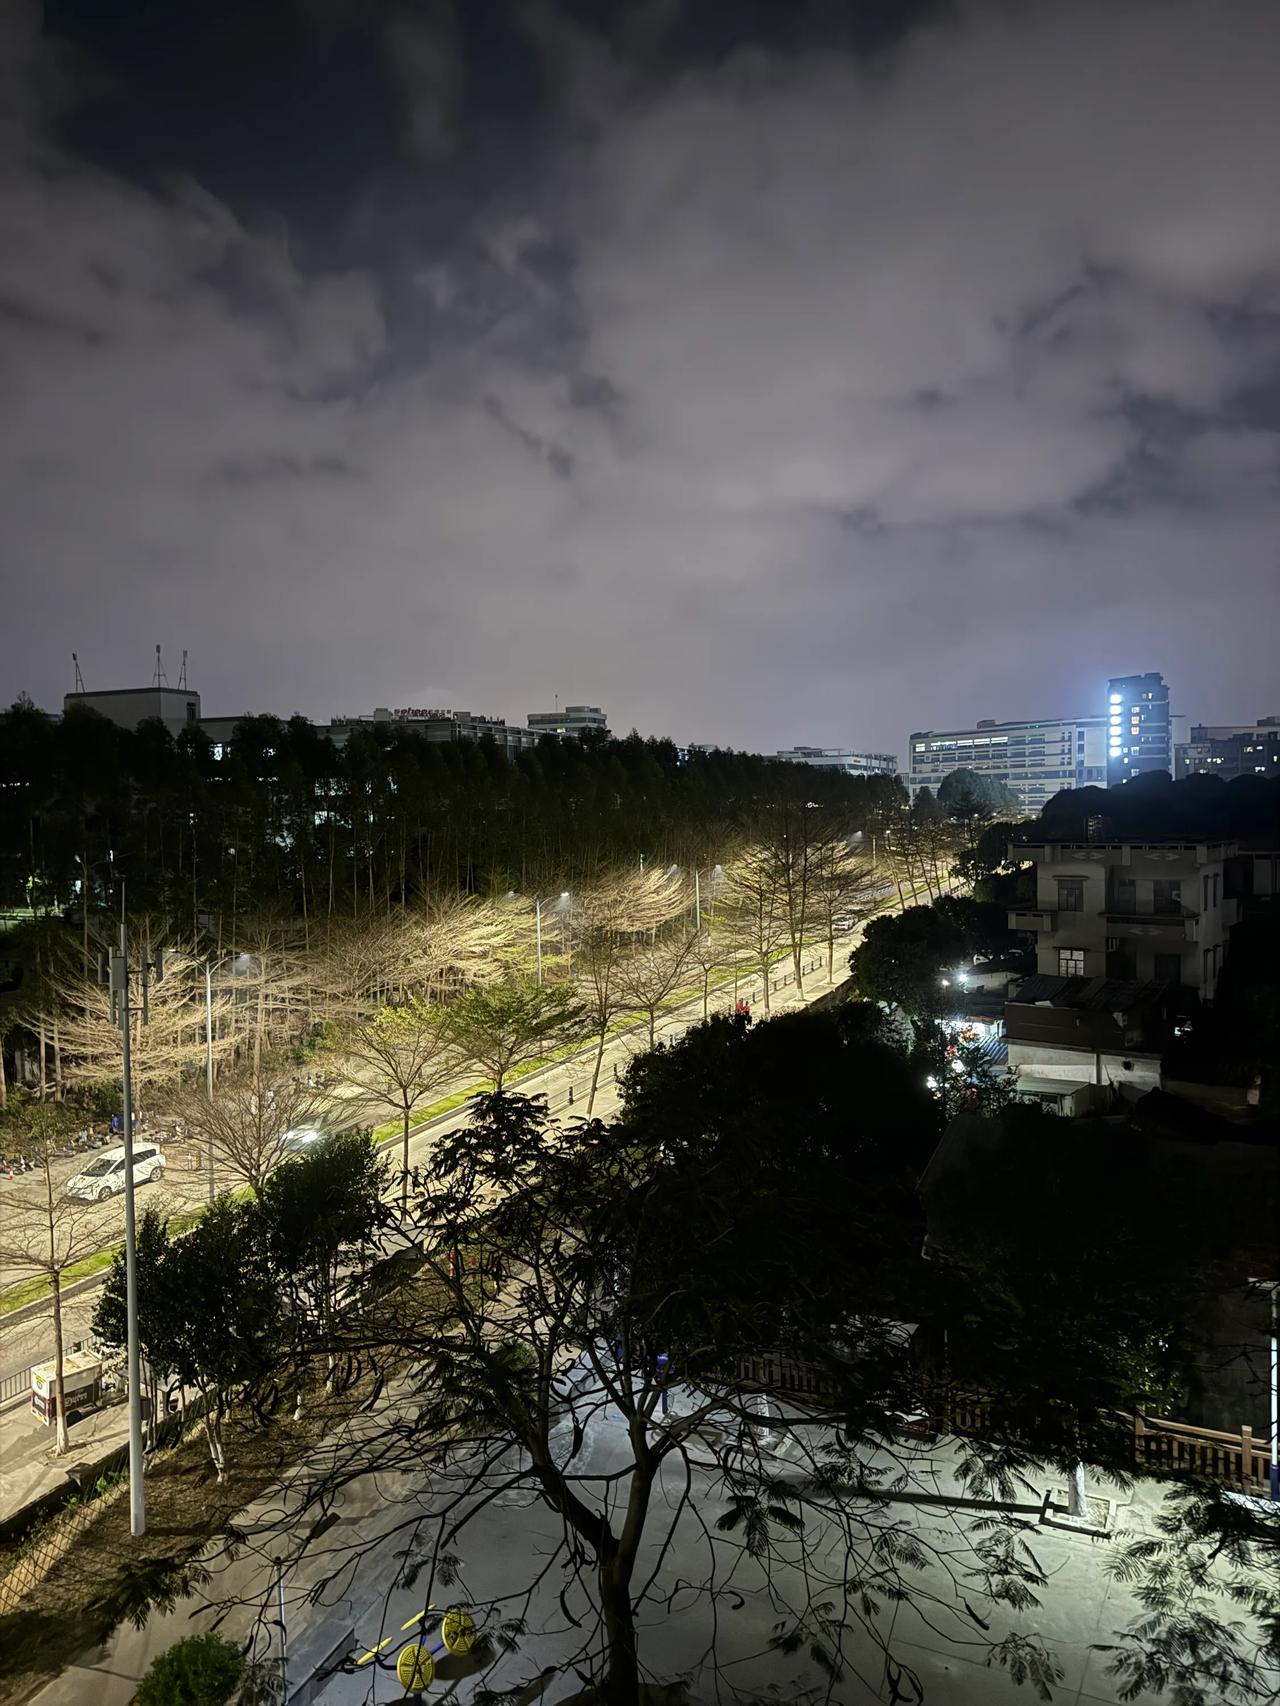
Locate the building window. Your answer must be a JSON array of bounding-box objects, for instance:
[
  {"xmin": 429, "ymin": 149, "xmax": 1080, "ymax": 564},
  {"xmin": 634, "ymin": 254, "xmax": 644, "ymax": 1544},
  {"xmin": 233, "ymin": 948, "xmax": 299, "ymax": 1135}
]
[
  {"xmin": 1212, "ymin": 872, "xmax": 1220, "ymax": 908},
  {"xmin": 1153, "ymin": 952, "xmax": 1182, "ymax": 984},
  {"xmin": 1152, "ymin": 879, "xmax": 1182, "ymax": 916},
  {"xmin": 1056, "ymin": 877, "xmax": 1085, "ymax": 913},
  {"xmin": 1058, "ymin": 948, "xmax": 1086, "ymax": 977}
]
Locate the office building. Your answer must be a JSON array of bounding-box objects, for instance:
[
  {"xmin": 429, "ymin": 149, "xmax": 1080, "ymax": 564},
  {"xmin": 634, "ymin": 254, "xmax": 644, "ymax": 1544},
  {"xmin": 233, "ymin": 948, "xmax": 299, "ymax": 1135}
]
[
  {"xmin": 1176, "ymin": 718, "xmax": 1280, "ymax": 782},
  {"xmin": 908, "ymin": 715, "xmax": 1106, "ymax": 815},
  {"xmin": 64, "ymin": 685, "xmax": 202, "ymax": 737},
  {"xmin": 1008, "ymin": 833, "xmax": 1235, "ymax": 999},
  {"xmin": 527, "ymin": 705, "xmax": 609, "ymax": 740},
  {"xmin": 774, "ymin": 747, "xmax": 898, "ymax": 778},
  {"xmin": 1106, "ymin": 672, "xmax": 1172, "ymax": 787}
]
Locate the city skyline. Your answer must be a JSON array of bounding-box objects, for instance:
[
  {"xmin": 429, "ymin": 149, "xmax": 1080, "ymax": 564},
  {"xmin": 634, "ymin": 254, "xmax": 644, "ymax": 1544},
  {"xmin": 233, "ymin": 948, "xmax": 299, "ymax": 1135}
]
[{"xmin": 3, "ymin": 2, "xmax": 1280, "ymax": 752}]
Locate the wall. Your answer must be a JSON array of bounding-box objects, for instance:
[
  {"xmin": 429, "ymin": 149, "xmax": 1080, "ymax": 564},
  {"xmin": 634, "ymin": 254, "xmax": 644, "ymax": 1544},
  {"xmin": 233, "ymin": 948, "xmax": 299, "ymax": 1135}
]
[{"xmin": 1006, "ymin": 1038, "xmax": 1163, "ymax": 1090}]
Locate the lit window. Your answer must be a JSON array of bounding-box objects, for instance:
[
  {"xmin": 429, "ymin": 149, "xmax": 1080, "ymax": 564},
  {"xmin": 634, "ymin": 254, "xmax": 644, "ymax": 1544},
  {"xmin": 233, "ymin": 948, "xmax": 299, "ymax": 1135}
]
[
  {"xmin": 1109, "ymin": 694, "xmax": 1123, "ymax": 704},
  {"xmin": 1058, "ymin": 948, "xmax": 1086, "ymax": 977}
]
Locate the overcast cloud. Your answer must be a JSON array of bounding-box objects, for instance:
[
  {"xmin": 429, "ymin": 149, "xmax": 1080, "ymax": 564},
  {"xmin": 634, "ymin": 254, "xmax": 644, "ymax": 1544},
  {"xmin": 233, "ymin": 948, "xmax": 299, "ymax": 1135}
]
[{"xmin": 2, "ymin": 0, "xmax": 1278, "ymax": 755}]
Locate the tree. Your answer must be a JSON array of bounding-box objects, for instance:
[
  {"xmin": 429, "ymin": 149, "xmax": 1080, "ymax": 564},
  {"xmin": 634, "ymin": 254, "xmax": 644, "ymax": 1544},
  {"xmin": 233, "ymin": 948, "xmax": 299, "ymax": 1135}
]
[
  {"xmin": 342, "ymin": 1001, "xmax": 458, "ymax": 1204},
  {"xmin": 616, "ymin": 927, "xmax": 700, "ymax": 1046},
  {"xmin": 132, "ymin": 1632, "xmax": 251, "ymax": 1706},
  {"xmin": 0, "ymin": 1095, "xmax": 100, "ymax": 1453},
  {"xmin": 93, "ymin": 1199, "xmax": 278, "ymax": 1479},
  {"xmin": 166, "ymin": 1061, "xmax": 324, "ymax": 1195},
  {"xmin": 848, "ymin": 894, "xmax": 1016, "ymax": 1026},
  {"xmin": 258, "ymin": 1064, "xmax": 1090, "ymax": 1706},
  {"xmin": 938, "ymin": 766, "xmax": 1021, "ymax": 822},
  {"xmin": 1094, "ymin": 1480, "xmax": 1280, "ymax": 1706},
  {"xmin": 443, "ymin": 976, "xmax": 585, "ymax": 1094},
  {"xmin": 718, "ymin": 848, "xmax": 790, "ymax": 1014},
  {"xmin": 571, "ymin": 869, "xmax": 686, "ymax": 1112},
  {"xmin": 255, "ymin": 1132, "xmax": 388, "ymax": 1407},
  {"xmin": 807, "ymin": 832, "xmax": 876, "ymax": 982},
  {"xmin": 920, "ymin": 1105, "xmax": 1233, "ymax": 1516},
  {"xmin": 28, "ymin": 941, "xmax": 232, "ymax": 1104}
]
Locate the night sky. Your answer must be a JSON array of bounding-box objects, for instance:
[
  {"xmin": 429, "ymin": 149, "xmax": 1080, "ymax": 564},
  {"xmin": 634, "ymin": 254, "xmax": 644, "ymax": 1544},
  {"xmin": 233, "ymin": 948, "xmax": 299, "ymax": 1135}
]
[{"xmin": 3, "ymin": 0, "xmax": 1279, "ymax": 754}]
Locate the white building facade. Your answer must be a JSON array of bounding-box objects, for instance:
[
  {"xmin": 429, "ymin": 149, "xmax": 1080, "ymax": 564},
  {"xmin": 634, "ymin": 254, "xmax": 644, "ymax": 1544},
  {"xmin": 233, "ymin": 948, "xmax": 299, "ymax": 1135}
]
[
  {"xmin": 908, "ymin": 715, "xmax": 1107, "ymax": 815},
  {"xmin": 1009, "ymin": 838, "xmax": 1236, "ymax": 998}
]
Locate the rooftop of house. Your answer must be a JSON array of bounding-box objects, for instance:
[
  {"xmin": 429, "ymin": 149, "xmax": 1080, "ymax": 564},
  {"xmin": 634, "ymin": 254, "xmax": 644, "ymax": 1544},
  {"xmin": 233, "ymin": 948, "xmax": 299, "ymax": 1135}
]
[{"xmin": 1008, "ymin": 974, "xmax": 1175, "ymax": 1013}]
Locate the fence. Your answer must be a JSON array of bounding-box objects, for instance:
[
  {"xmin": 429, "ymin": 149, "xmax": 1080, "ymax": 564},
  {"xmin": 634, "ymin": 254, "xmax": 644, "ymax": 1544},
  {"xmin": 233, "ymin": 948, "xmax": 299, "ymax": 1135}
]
[
  {"xmin": 734, "ymin": 1360, "xmax": 1275, "ymax": 1497},
  {"xmin": 1132, "ymin": 1414, "xmax": 1273, "ymax": 1492},
  {"xmin": 0, "ymin": 1367, "xmax": 31, "ymax": 1407},
  {"xmin": 0, "ymin": 1400, "xmax": 201, "ymax": 1616}
]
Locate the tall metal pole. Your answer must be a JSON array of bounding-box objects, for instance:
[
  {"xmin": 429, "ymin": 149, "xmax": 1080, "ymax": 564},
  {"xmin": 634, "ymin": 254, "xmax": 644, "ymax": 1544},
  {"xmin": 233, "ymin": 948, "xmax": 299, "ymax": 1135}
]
[
  {"xmin": 204, "ymin": 962, "xmax": 217, "ymax": 1204},
  {"xmin": 275, "ymin": 1558, "xmax": 288, "ymax": 1701},
  {"xmin": 694, "ymin": 869, "xmax": 702, "ymax": 934},
  {"xmin": 534, "ymin": 900, "xmax": 543, "ymax": 987},
  {"xmin": 1270, "ymin": 1280, "xmax": 1278, "ymax": 1501},
  {"xmin": 117, "ymin": 909, "xmax": 146, "ymax": 1537}
]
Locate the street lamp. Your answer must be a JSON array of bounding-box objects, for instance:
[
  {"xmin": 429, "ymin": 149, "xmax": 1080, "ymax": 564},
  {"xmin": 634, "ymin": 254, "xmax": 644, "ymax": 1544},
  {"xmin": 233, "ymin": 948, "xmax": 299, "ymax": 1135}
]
[
  {"xmin": 100, "ymin": 886, "xmax": 165, "ymax": 1539},
  {"xmin": 202, "ymin": 954, "xmax": 247, "ymax": 1203}
]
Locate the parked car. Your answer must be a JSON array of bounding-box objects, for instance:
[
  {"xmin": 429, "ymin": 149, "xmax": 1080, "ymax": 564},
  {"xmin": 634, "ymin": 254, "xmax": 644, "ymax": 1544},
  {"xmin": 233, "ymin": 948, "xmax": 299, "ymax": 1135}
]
[{"xmin": 65, "ymin": 1143, "xmax": 166, "ymax": 1202}]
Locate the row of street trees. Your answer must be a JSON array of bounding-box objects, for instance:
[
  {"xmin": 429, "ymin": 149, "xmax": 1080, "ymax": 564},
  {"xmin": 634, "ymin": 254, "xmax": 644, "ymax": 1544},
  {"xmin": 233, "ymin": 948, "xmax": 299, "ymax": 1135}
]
[{"xmin": 0, "ymin": 698, "xmax": 905, "ymax": 934}]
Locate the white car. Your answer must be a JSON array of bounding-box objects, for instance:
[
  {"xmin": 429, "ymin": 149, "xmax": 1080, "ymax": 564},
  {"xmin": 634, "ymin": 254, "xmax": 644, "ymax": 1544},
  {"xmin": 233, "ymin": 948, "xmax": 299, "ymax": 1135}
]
[{"xmin": 65, "ymin": 1143, "xmax": 166, "ymax": 1202}]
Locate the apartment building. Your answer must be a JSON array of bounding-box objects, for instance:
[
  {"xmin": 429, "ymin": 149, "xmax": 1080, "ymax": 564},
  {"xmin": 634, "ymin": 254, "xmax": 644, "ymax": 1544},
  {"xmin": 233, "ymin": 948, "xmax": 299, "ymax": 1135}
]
[
  {"xmin": 908, "ymin": 715, "xmax": 1106, "ymax": 815},
  {"xmin": 1009, "ymin": 836, "xmax": 1236, "ymax": 998},
  {"xmin": 1176, "ymin": 718, "xmax": 1280, "ymax": 782}
]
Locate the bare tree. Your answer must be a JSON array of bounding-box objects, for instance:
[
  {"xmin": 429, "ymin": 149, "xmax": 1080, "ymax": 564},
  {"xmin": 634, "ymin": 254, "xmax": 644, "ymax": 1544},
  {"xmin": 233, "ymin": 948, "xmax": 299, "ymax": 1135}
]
[
  {"xmin": 165, "ymin": 1062, "xmax": 325, "ymax": 1194},
  {"xmin": 572, "ymin": 869, "xmax": 686, "ymax": 1113},
  {"xmin": 616, "ymin": 927, "xmax": 700, "ymax": 1047},
  {"xmin": 0, "ymin": 1096, "xmax": 105, "ymax": 1454},
  {"xmin": 30, "ymin": 943, "xmax": 233, "ymax": 1103},
  {"xmin": 343, "ymin": 1002, "xmax": 459, "ymax": 1204},
  {"xmin": 718, "ymin": 849, "xmax": 790, "ymax": 1014},
  {"xmin": 808, "ymin": 833, "xmax": 878, "ymax": 983}
]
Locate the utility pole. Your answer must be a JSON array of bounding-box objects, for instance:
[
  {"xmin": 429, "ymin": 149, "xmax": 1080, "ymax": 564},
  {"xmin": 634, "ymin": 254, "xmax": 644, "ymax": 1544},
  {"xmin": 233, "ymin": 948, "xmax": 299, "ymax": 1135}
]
[
  {"xmin": 102, "ymin": 890, "xmax": 164, "ymax": 1538},
  {"xmin": 694, "ymin": 869, "xmax": 702, "ymax": 934},
  {"xmin": 534, "ymin": 899, "xmax": 543, "ymax": 986},
  {"xmin": 204, "ymin": 962, "xmax": 217, "ymax": 1204}
]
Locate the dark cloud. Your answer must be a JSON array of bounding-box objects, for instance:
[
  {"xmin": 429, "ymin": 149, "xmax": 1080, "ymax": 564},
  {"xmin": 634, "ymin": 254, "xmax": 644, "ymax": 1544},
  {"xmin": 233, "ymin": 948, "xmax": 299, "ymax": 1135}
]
[{"xmin": 2, "ymin": 0, "xmax": 1279, "ymax": 754}]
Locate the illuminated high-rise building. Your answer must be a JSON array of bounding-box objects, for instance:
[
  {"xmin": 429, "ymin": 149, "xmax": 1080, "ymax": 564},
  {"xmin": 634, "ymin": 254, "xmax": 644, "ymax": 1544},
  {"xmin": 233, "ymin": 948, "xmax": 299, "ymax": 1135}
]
[{"xmin": 1106, "ymin": 672, "xmax": 1171, "ymax": 787}]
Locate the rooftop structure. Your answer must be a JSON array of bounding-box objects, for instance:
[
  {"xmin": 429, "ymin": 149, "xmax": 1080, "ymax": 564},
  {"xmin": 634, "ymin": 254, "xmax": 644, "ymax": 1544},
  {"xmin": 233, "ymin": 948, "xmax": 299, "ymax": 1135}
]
[
  {"xmin": 527, "ymin": 705, "xmax": 609, "ymax": 740},
  {"xmin": 774, "ymin": 747, "xmax": 898, "ymax": 778}
]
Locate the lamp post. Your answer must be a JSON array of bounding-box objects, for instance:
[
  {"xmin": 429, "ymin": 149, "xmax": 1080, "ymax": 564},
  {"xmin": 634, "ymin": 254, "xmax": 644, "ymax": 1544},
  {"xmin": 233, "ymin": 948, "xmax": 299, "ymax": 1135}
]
[
  {"xmin": 694, "ymin": 869, "xmax": 701, "ymax": 934},
  {"xmin": 202, "ymin": 954, "xmax": 246, "ymax": 1203},
  {"xmin": 533, "ymin": 899, "xmax": 543, "ymax": 987},
  {"xmin": 1270, "ymin": 1280, "xmax": 1279, "ymax": 1501},
  {"xmin": 102, "ymin": 889, "xmax": 164, "ymax": 1538}
]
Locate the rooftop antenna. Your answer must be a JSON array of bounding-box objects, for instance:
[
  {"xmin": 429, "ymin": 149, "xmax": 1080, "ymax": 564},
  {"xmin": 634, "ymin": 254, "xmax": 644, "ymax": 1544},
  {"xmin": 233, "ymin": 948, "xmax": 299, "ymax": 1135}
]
[
  {"xmin": 153, "ymin": 644, "xmax": 169, "ymax": 689},
  {"xmin": 177, "ymin": 649, "xmax": 188, "ymax": 691},
  {"xmin": 72, "ymin": 652, "xmax": 85, "ymax": 693}
]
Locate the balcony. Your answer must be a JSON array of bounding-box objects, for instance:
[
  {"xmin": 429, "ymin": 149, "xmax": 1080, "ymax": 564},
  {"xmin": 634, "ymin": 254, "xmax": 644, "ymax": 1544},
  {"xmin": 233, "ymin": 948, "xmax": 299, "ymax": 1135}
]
[
  {"xmin": 1010, "ymin": 907, "xmax": 1055, "ymax": 932},
  {"xmin": 1100, "ymin": 909, "xmax": 1199, "ymax": 943}
]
